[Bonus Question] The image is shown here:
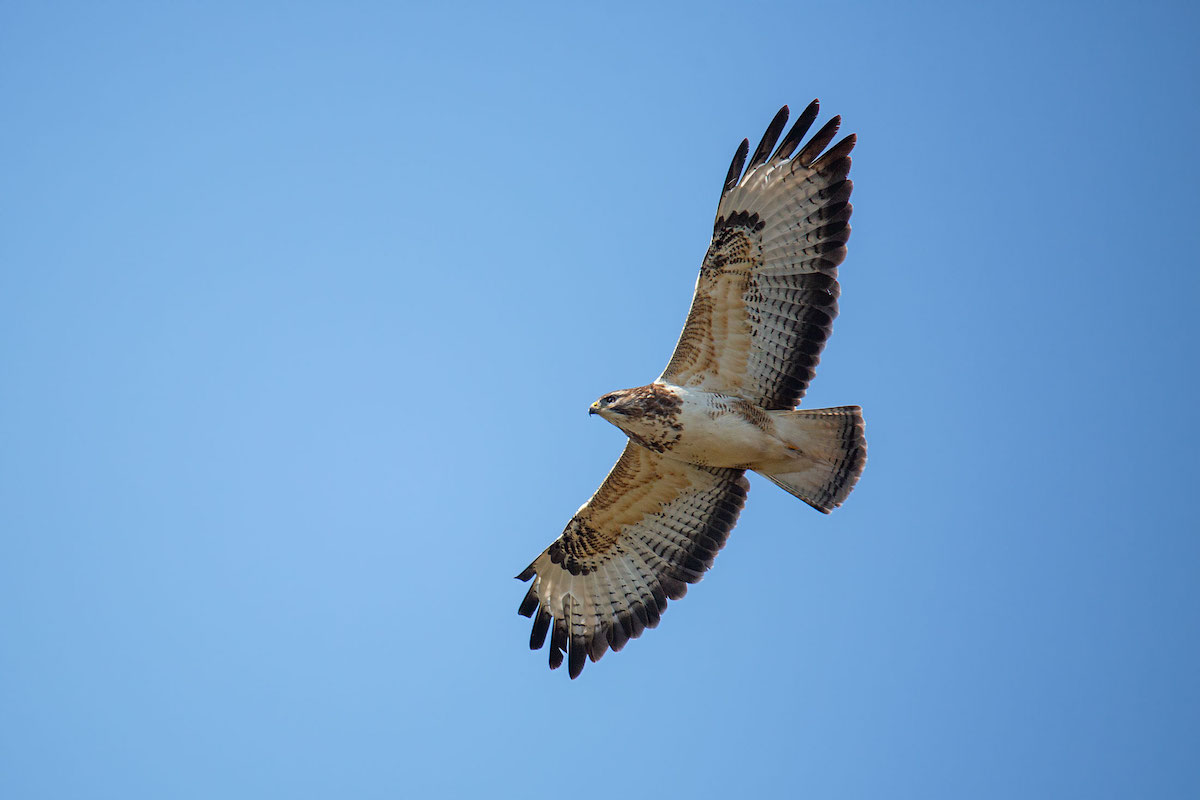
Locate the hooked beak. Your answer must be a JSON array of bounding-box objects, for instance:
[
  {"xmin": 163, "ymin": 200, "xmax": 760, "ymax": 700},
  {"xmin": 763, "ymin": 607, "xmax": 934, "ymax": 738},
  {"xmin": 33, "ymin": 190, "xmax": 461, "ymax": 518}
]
[{"xmin": 589, "ymin": 401, "xmax": 600, "ymax": 415}]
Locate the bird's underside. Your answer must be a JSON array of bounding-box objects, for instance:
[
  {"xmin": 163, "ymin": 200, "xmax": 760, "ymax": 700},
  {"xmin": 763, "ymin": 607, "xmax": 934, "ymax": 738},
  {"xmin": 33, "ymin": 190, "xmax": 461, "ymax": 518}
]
[{"xmin": 517, "ymin": 100, "xmax": 867, "ymax": 678}]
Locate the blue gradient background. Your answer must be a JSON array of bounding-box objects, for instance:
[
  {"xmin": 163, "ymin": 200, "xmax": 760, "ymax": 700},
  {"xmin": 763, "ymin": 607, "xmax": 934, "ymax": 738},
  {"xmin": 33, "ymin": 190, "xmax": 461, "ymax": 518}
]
[{"xmin": 2, "ymin": 2, "xmax": 1198, "ymax": 797}]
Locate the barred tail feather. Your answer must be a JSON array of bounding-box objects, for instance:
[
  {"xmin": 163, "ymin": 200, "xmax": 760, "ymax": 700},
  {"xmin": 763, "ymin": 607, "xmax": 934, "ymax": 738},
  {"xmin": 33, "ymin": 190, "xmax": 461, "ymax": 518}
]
[{"xmin": 756, "ymin": 405, "xmax": 866, "ymax": 513}]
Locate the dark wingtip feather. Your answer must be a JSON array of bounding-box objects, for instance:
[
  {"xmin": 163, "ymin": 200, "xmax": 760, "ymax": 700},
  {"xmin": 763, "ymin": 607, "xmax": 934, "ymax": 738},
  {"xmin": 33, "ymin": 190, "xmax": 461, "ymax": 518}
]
[
  {"xmin": 517, "ymin": 585, "xmax": 538, "ymax": 617},
  {"xmin": 660, "ymin": 574, "xmax": 689, "ymax": 600},
  {"xmin": 548, "ymin": 622, "xmax": 566, "ymax": 669},
  {"xmin": 530, "ymin": 608, "xmax": 551, "ymax": 649},
  {"xmin": 772, "ymin": 98, "xmax": 820, "ymax": 162},
  {"xmin": 644, "ymin": 598, "xmax": 661, "ymax": 629},
  {"xmin": 609, "ymin": 612, "xmax": 633, "ymax": 651},
  {"xmin": 588, "ymin": 626, "xmax": 609, "ymax": 662},
  {"xmin": 568, "ymin": 637, "xmax": 586, "ymax": 679},
  {"xmin": 608, "ymin": 629, "xmax": 628, "ymax": 653},
  {"xmin": 515, "ymin": 565, "xmax": 535, "ymax": 581},
  {"xmin": 631, "ymin": 601, "xmax": 650, "ymax": 630},
  {"xmin": 746, "ymin": 105, "xmax": 789, "ymax": 174},
  {"xmin": 723, "ymin": 138, "xmax": 750, "ymax": 194},
  {"xmin": 796, "ymin": 115, "xmax": 842, "ymax": 166},
  {"xmin": 813, "ymin": 133, "xmax": 857, "ymax": 171}
]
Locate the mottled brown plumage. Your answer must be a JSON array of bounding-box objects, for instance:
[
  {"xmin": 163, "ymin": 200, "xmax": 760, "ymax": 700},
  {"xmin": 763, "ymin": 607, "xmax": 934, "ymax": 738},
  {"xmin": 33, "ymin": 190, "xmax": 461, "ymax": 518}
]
[
  {"xmin": 661, "ymin": 104, "xmax": 854, "ymax": 409},
  {"xmin": 518, "ymin": 101, "xmax": 866, "ymax": 678}
]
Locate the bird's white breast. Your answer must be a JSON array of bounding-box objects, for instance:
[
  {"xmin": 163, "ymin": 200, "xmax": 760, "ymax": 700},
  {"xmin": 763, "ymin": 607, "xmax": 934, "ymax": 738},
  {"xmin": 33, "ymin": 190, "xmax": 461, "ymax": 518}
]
[{"xmin": 660, "ymin": 385, "xmax": 784, "ymax": 469}]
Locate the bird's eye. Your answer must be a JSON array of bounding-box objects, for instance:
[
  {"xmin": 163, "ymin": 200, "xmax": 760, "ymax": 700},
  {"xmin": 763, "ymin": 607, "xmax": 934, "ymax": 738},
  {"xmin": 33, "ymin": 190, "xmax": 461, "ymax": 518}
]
[{"xmin": 602, "ymin": 394, "xmax": 618, "ymax": 404}]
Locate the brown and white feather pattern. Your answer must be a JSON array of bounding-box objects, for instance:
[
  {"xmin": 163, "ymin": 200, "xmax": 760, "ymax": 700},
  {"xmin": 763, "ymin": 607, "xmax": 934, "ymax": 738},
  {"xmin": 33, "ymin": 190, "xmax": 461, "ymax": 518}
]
[
  {"xmin": 660, "ymin": 100, "xmax": 854, "ymax": 410},
  {"xmin": 518, "ymin": 103, "xmax": 860, "ymax": 678},
  {"xmin": 517, "ymin": 442, "xmax": 748, "ymax": 678}
]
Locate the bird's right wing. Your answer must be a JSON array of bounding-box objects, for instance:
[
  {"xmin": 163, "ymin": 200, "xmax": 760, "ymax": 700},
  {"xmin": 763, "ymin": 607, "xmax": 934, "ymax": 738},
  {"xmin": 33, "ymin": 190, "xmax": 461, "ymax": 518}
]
[{"xmin": 516, "ymin": 442, "xmax": 748, "ymax": 678}]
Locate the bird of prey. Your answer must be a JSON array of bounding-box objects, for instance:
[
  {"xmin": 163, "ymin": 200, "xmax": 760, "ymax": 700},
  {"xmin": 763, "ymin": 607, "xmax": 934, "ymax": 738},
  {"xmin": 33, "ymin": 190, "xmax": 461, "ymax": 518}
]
[{"xmin": 517, "ymin": 101, "xmax": 866, "ymax": 678}]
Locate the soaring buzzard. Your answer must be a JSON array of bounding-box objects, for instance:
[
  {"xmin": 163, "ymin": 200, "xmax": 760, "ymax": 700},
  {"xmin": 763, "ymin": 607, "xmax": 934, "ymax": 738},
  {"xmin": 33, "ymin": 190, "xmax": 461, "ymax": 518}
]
[{"xmin": 517, "ymin": 101, "xmax": 866, "ymax": 678}]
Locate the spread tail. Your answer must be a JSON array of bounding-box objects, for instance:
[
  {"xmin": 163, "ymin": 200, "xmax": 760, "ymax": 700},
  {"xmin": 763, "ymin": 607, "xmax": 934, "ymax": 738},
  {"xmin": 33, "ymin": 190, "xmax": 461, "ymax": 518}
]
[{"xmin": 756, "ymin": 406, "xmax": 866, "ymax": 513}]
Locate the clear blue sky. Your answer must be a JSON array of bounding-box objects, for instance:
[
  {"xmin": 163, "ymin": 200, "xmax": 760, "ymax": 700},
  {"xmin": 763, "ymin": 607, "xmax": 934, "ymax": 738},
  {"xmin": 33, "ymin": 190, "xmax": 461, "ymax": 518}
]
[{"xmin": 2, "ymin": 1, "xmax": 1198, "ymax": 797}]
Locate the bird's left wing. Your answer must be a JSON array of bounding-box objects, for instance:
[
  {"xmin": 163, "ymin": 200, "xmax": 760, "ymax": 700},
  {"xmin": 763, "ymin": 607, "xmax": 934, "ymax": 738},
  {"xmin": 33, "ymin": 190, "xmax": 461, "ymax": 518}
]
[
  {"xmin": 517, "ymin": 442, "xmax": 748, "ymax": 678},
  {"xmin": 659, "ymin": 101, "xmax": 855, "ymax": 410}
]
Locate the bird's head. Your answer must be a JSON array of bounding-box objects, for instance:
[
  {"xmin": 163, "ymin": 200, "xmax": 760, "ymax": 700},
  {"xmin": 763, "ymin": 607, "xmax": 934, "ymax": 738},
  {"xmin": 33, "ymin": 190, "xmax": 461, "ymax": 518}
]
[
  {"xmin": 589, "ymin": 384, "xmax": 684, "ymax": 450},
  {"xmin": 589, "ymin": 383, "xmax": 680, "ymax": 426},
  {"xmin": 589, "ymin": 389, "xmax": 633, "ymax": 420}
]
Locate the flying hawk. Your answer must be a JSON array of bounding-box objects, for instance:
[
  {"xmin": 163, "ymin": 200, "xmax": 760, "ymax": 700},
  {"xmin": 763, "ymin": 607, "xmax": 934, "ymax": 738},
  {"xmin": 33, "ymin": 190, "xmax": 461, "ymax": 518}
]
[{"xmin": 517, "ymin": 101, "xmax": 866, "ymax": 678}]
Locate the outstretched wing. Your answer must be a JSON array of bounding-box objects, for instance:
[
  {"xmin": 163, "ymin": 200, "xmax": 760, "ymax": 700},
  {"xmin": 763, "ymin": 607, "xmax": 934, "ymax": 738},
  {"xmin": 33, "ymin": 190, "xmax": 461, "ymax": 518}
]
[
  {"xmin": 517, "ymin": 442, "xmax": 748, "ymax": 678},
  {"xmin": 659, "ymin": 100, "xmax": 855, "ymax": 410}
]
